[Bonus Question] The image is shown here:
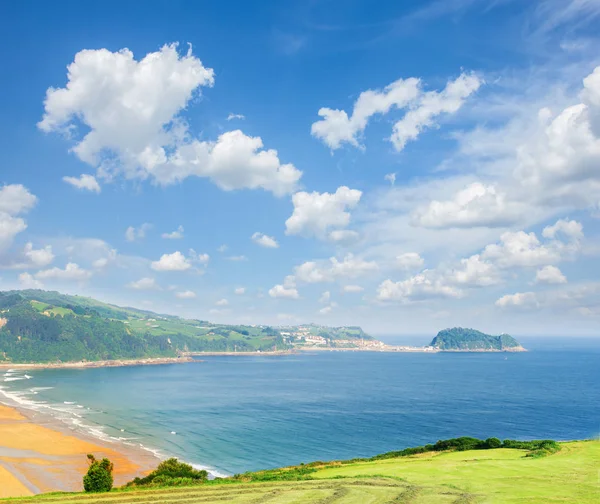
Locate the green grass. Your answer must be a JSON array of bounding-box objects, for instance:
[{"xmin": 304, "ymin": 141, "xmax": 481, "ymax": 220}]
[{"xmin": 1, "ymin": 440, "xmax": 597, "ymax": 503}]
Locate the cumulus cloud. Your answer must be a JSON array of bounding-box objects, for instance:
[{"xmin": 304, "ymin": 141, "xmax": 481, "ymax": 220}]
[
  {"xmin": 285, "ymin": 187, "xmax": 362, "ymax": 240},
  {"xmin": 125, "ymin": 223, "xmax": 152, "ymax": 242},
  {"xmin": 542, "ymin": 219, "xmax": 583, "ymax": 241},
  {"xmin": 0, "ymin": 184, "xmax": 37, "ymax": 250},
  {"xmin": 234, "ymin": 287, "xmax": 245, "ymax": 295},
  {"xmin": 215, "ymin": 298, "xmax": 229, "ymax": 306},
  {"xmin": 396, "ymin": 252, "xmax": 424, "ymax": 270},
  {"xmin": 127, "ymin": 277, "xmax": 159, "ymax": 290},
  {"xmin": 481, "ymin": 221, "xmax": 582, "ymax": 268},
  {"xmin": 412, "ymin": 183, "xmax": 524, "ymax": 229},
  {"xmin": 495, "ymin": 291, "xmax": 539, "ymax": 309},
  {"xmin": 251, "ymin": 232, "xmax": 279, "ymax": 248},
  {"xmin": 328, "ymin": 230, "xmax": 360, "ymax": 244},
  {"xmin": 176, "ymin": 290, "xmax": 196, "ymax": 299},
  {"xmin": 162, "ymin": 225, "xmax": 184, "ymax": 240},
  {"xmin": 535, "ymin": 265, "xmax": 567, "ymax": 284},
  {"xmin": 39, "ymin": 44, "xmax": 301, "ymax": 196},
  {"xmin": 268, "ymin": 284, "xmax": 300, "ymax": 299},
  {"xmin": 390, "ymin": 72, "xmax": 483, "ymax": 151},
  {"xmin": 227, "ymin": 255, "xmax": 247, "ymax": 262},
  {"xmin": 35, "ymin": 262, "xmax": 92, "ymax": 281},
  {"xmin": 294, "ymin": 254, "xmax": 378, "ymax": 283},
  {"xmin": 18, "ymin": 272, "xmax": 43, "ymax": 289},
  {"xmin": 2, "ymin": 243, "xmax": 54, "ymax": 270},
  {"xmin": 445, "ymin": 254, "xmax": 501, "ymax": 287},
  {"xmin": 63, "ymin": 174, "xmax": 101, "ymax": 193},
  {"xmin": 311, "ymin": 77, "xmax": 420, "ymax": 150},
  {"xmin": 384, "ymin": 173, "xmax": 396, "ymax": 186},
  {"xmin": 377, "ymin": 273, "xmax": 462, "ymax": 303},
  {"xmin": 151, "ymin": 251, "xmax": 191, "ymax": 271}
]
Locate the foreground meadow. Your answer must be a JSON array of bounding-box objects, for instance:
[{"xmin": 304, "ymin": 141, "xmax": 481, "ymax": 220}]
[{"xmin": 0, "ymin": 440, "xmax": 597, "ymax": 503}]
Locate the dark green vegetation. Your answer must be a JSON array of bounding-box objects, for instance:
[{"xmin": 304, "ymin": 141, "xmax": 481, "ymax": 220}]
[
  {"xmin": 430, "ymin": 327, "xmax": 524, "ymax": 351},
  {"xmin": 82, "ymin": 455, "xmax": 113, "ymax": 493},
  {"xmin": 0, "ymin": 290, "xmax": 372, "ymax": 363},
  {"xmin": 126, "ymin": 458, "xmax": 208, "ymax": 488}
]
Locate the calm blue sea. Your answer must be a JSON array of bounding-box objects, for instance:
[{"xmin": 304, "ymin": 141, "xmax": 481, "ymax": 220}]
[{"xmin": 1, "ymin": 339, "xmax": 599, "ymax": 476}]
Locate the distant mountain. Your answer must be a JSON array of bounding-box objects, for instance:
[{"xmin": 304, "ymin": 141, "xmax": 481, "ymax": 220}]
[
  {"xmin": 429, "ymin": 327, "xmax": 525, "ymax": 351},
  {"xmin": 0, "ymin": 290, "xmax": 372, "ymax": 363}
]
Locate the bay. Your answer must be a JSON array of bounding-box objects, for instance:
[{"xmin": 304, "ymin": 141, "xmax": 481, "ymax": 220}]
[{"xmin": 2, "ymin": 339, "xmax": 599, "ymax": 477}]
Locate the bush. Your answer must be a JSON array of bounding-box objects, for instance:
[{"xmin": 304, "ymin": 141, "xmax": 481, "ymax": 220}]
[
  {"xmin": 83, "ymin": 454, "xmax": 113, "ymax": 493},
  {"xmin": 485, "ymin": 437, "xmax": 502, "ymax": 449},
  {"xmin": 127, "ymin": 458, "xmax": 208, "ymax": 487}
]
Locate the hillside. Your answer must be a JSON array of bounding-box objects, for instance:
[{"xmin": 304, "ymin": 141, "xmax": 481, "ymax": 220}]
[
  {"xmin": 430, "ymin": 327, "xmax": 525, "ymax": 351},
  {"xmin": 0, "ymin": 440, "xmax": 596, "ymax": 503},
  {"xmin": 0, "ymin": 290, "xmax": 373, "ymax": 363}
]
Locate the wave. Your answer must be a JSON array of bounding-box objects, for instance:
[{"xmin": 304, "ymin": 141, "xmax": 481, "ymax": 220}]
[{"xmin": 4, "ymin": 377, "xmax": 27, "ymax": 382}]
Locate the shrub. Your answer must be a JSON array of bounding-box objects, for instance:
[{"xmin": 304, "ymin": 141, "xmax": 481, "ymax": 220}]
[
  {"xmin": 484, "ymin": 437, "xmax": 502, "ymax": 449},
  {"xmin": 83, "ymin": 454, "xmax": 113, "ymax": 493},
  {"xmin": 127, "ymin": 458, "xmax": 208, "ymax": 487}
]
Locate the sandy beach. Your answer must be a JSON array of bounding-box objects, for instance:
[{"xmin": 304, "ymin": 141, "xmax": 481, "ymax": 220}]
[{"xmin": 0, "ymin": 403, "xmax": 158, "ymax": 498}]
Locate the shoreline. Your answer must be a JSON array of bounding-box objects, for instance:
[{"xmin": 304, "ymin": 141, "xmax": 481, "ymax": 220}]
[
  {"xmin": 0, "ymin": 399, "xmax": 159, "ymax": 497},
  {"xmin": 0, "ymin": 347, "xmax": 529, "ymax": 370},
  {"xmin": 0, "ymin": 355, "xmax": 196, "ymax": 370}
]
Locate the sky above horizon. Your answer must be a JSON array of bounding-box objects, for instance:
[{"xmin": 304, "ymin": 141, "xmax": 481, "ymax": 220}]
[{"xmin": 1, "ymin": 0, "xmax": 600, "ymax": 337}]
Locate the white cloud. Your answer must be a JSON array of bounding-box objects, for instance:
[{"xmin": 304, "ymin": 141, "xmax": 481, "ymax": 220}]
[
  {"xmin": 162, "ymin": 225, "xmax": 184, "ymax": 240},
  {"xmin": 342, "ymin": 284, "xmax": 364, "ymax": 293},
  {"xmin": 396, "ymin": 252, "xmax": 424, "ymax": 270},
  {"xmin": 481, "ymin": 225, "xmax": 580, "ymax": 268},
  {"xmin": 535, "ymin": 265, "xmax": 567, "ymax": 284},
  {"xmin": 39, "ymin": 44, "xmax": 301, "ymax": 196},
  {"xmin": 176, "ymin": 290, "xmax": 196, "ymax": 299},
  {"xmin": 390, "ymin": 72, "xmax": 482, "ymax": 151},
  {"xmin": 2, "ymin": 243, "xmax": 55, "ymax": 270},
  {"xmin": 251, "ymin": 232, "xmax": 279, "ymax": 248},
  {"xmin": 412, "ymin": 183, "xmax": 524, "ymax": 229},
  {"xmin": 311, "ymin": 72, "xmax": 481, "ymax": 152},
  {"xmin": 311, "ymin": 77, "xmax": 420, "ymax": 149},
  {"xmin": 0, "ymin": 184, "xmax": 37, "ymax": 250},
  {"xmin": 0, "ymin": 184, "xmax": 37, "ymax": 215},
  {"xmin": 151, "ymin": 251, "xmax": 191, "ymax": 271},
  {"xmin": 215, "ymin": 298, "xmax": 229, "ymax": 306},
  {"xmin": 377, "ymin": 273, "xmax": 462, "ymax": 302},
  {"xmin": 234, "ymin": 287, "xmax": 245, "ymax": 295},
  {"xmin": 318, "ymin": 303, "xmax": 337, "ymax": 315},
  {"xmin": 384, "ymin": 173, "xmax": 396, "ymax": 186},
  {"xmin": 285, "ymin": 187, "xmax": 362, "ymax": 240},
  {"xmin": 189, "ymin": 249, "xmax": 210, "ymax": 264},
  {"xmin": 318, "ymin": 291, "xmax": 331, "ymax": 304},
  {"xmin": 227, "ymin": 113, "xmax": 245, "ymax": 121},
  {"xmin": 217, "ymin": 244, "xmax": 228, "ymax": 253},
  {"xmin": 127, "ymin": 277, "xmax": 159, "ymax": 290},
  {"xmin": 542, "ymin": 219, "xmax": 583, "ymax": 241},
  {"xmin": 268, "ymin": 284, "xmax": 300, "ymax": 299},
  {"xmin": 18, "ymin": 272, "xmax": 43, "ymax": 289},
  {"xmin": 294, "ymin": 254, "xmax": 378, "ymax": 283},
  {"xmin": 35, "ymin": 262, "xmax": 92, "ymax": 281},
  {"xmin": 125, "ymin": 223, "xmax": 152, "ymax": 242},
  {"xmin": 227, "ymin": 255, "xmax": 248, "ymax": 261},
  {"xmin": 495, "ymin": 292, "xmax": 539, "ymax": 309},
  {"xmin": 445, "ymin": 254, "xmax": 501, "ymax": 287},
  {"xmin": 63, "ymin": 174, "xmax": 101, "ymax": 193}
]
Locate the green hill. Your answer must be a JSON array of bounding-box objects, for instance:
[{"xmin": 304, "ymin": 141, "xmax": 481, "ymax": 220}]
[
  {"xmin": 0, "ymin": 290, "xmax": 372, "ymax": 363},
  {"xmin": 430, "ymin": 327, "xmax": 525, "ymax": 351},
  {"xmin": 1, "ymin": 439, "xmax": 596, "ymax": 503}
]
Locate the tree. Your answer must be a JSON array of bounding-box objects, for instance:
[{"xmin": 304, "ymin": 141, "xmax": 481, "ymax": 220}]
[{"xmin": 83, "ymin": 454, "xmax": 114, "ymax": 493}]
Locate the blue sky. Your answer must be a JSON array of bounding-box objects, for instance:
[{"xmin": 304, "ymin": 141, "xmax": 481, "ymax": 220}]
[{"xmin": 1, "ymin": 0, "xmax": 600, "ymax": 336}]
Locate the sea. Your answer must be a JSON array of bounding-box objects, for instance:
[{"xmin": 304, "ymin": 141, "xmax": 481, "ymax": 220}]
[{"xmin": 1, "ymin": 336, "xmax": 599, "ymax": 477}]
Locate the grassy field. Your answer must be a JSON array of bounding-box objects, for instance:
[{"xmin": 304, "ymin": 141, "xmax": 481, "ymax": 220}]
[{"xmin": 1, "ymin": 440, "xmax": 597, "ymax": 503}]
